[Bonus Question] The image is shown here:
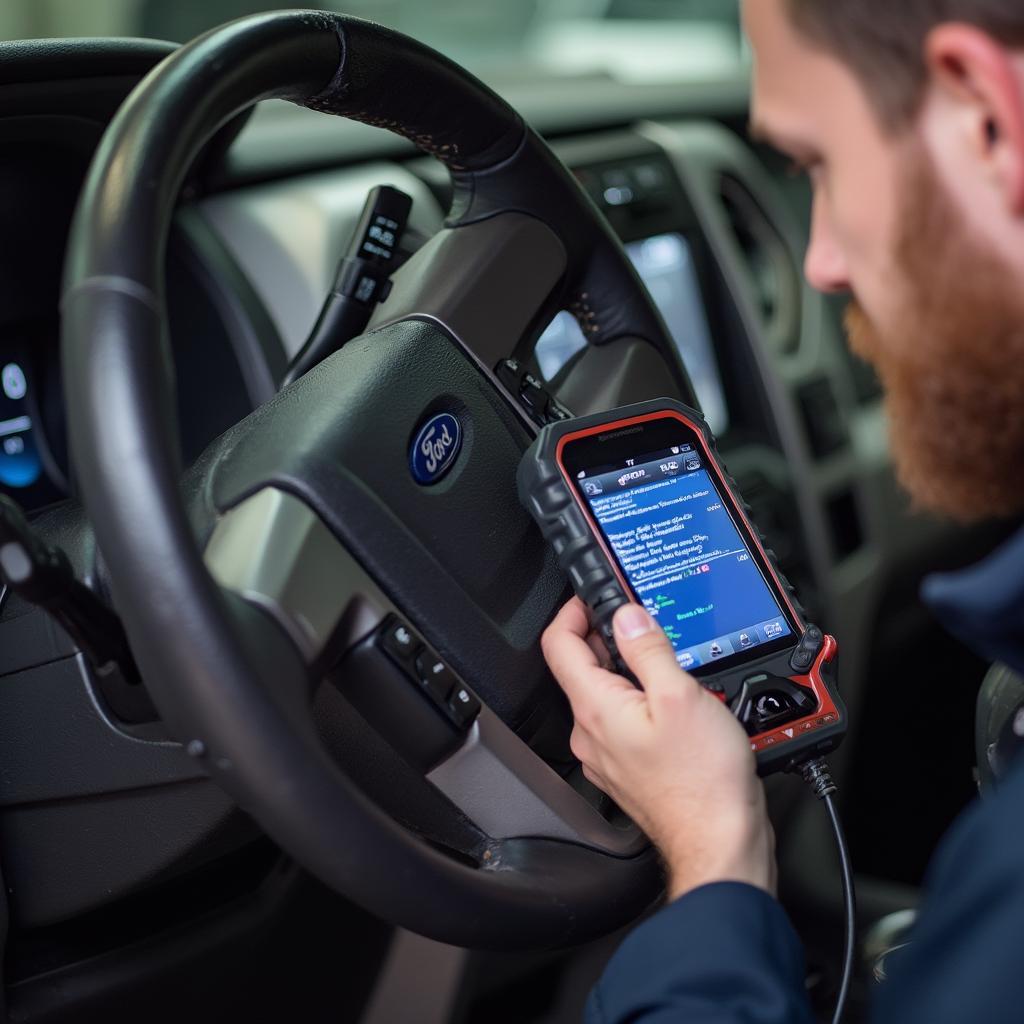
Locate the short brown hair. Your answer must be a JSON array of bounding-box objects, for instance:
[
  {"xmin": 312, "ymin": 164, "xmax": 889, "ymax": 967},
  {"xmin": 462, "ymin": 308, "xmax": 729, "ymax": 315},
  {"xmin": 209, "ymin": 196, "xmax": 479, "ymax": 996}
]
[{"xmin": 784, "ymin": 0, "xmax": 1024, "ymax": 129}]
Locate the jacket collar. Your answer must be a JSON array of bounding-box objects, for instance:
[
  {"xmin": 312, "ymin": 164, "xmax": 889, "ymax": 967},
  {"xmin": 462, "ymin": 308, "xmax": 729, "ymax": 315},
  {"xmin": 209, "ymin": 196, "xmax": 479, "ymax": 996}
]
[{"xmin": 921, "ymin": 524, "xmax": 1024, "ymax": 676}]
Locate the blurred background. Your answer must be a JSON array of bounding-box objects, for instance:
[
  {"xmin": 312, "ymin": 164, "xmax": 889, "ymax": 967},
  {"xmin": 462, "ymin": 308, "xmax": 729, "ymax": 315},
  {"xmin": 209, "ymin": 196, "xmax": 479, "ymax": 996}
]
[{"xmin": 0, "ymin": 0, "xmax": 745, "ymax": 84}]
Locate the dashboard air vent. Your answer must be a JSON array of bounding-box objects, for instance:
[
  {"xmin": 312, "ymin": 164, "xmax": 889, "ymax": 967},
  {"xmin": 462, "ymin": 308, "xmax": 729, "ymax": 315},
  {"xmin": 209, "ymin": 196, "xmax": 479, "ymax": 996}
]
[
  {"xmin": 797, "ymin": 375, "xmax": 848, "ymax": 459},
  {"xmin": 718, "ymin": 174, "xmax": 802, "ymax": 354}
]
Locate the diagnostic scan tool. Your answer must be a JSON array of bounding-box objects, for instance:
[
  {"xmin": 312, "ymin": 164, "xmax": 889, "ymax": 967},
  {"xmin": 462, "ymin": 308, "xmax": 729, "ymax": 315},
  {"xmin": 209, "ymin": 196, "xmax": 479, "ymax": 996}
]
[{"xmin": 518, "ymin": 399, "xmax": 846, "ymax": 776}]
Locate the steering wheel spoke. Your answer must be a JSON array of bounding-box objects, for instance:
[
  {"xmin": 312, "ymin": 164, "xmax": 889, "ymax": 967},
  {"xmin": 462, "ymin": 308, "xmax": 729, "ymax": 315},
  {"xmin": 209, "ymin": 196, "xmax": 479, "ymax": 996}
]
[
  {"xmin": 206, "ymin": 486, "xmax": 644, "ymax": 858},
  {"xmin": 367, "ymin": 211, "xmax": 567, "ymax": 408}
]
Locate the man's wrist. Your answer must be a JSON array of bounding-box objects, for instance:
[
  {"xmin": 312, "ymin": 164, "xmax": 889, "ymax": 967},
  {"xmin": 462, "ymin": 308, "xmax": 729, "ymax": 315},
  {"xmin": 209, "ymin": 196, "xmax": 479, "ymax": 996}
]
[
  {"xmin": 666, "ymin": 864, "xmax": 774, "ymax": 902},
  {"xmin": 660, "ymin": 825, "xmax": 774, "ymax": 901}
]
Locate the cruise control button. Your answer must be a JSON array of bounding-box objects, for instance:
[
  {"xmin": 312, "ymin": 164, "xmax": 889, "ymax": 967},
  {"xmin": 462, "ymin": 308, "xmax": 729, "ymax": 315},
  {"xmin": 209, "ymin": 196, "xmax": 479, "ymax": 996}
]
[
  {"xmin": 380, "ymin": 616, "xmax": 422, "ymax": 666},
  {"xmin": 519, "ymin": 378, "xmax": 550, "ymax": 416},
  {"xmin": 415, "ymin": 651, "xmax": 457, "ymax": 703},
  {"xmin": 447, "ymin": 686, "xmax": 481, "ymax": 728},
  {"xmin": 497, "ymin": 357, "xmax": 522, "ymax": 389}
]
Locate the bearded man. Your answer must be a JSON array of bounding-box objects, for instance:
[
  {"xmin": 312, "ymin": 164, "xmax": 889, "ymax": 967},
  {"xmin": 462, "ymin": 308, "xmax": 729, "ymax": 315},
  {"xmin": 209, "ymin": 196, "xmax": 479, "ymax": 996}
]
[{"xmin": 541, "ymin": 2, "xmax": 1024, "ymax": 1021}]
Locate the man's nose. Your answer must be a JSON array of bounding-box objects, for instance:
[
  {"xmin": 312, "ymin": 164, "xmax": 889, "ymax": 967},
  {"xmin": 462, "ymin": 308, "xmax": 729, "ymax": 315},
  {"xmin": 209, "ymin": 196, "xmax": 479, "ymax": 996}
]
[{"xmin": 804, "ymin": 197, "xmax": 850, "ymax": 294}]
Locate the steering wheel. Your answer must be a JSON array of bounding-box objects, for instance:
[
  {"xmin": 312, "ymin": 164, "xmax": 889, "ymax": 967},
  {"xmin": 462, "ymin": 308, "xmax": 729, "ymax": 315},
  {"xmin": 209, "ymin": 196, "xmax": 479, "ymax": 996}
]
[{"xmin": 62, "ymin": 11, "xmax": 696, "ymax": 950}]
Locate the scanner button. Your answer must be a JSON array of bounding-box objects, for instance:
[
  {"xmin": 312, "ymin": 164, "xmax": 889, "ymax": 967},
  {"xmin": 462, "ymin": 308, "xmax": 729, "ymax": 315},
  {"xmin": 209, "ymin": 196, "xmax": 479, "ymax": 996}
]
[
  {"xmin": 754, "ymin": 692, "xmax": 796, "ymax": 721},
  {"xmin": 415, "ymin": 651, "xmax": 457, "ymax": 703},
  {"xmin": 790, "ymin": 647, "xmax": 815, "ymax": 671},
  {"xmin": 790, "ymin": 626, "xmax": 824, "ymax": 672}
]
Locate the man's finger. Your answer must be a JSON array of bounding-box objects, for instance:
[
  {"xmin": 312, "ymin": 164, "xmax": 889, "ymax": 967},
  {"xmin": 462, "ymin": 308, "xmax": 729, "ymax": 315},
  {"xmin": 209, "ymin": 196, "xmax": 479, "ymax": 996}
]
[
  {"xmin": 586, "ymin": 629, "xmax": 612, "ymax": 669},
  {"xmin": 612, "ymin": 603, "xmax": 699, "ymax": 705},
  {"xmin": 568, "ymin": 724, "xmax": 597, "ymax": 766},
  {"xmin": 581, "ymin": 763, "xmax": 609, "ymax": 794},
  {"xmin": 542, "ymin": 598, "xmax": 599, "ymax": 677},
  {"xmin": 551, "ymin": 596, "xmax": 593, "ymax": 642},
  {"xmin": 543, "ymin": 600, "xmax": 639, "ymax": 716}
]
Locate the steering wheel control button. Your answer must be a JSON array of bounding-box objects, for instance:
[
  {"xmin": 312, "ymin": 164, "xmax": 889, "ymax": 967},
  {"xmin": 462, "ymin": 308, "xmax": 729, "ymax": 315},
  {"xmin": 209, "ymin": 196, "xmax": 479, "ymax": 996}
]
[
  {"xmin": 519, "ymin": 377, "xmax": 549, "ymax": 415},
  {"xmin": 545, "ymin": 401, "xmax": 573, "ymax": 423},
  {"xmin": 379, "ymin": 615, "xmax": 423, "ymax": 667},
  {"xmin": 447, "ymin": 686, "xmax": 481, "ymax": 729},
  {"xmin": 415, "ymin": 651, "xmax": 457, "ymax": 703},
  {"xmin": 497, "ymin": 357, "xmax": 522, "ymax": 390},
  {"xmin": 518, "ymin": 372, "xmax": 555, "ymax": 426},
  {"xmin": 340, "ymin": 635, "xmax": 464, "ymax": 773},
  {"xmin": 495, "ymin": 357, "xmax": 573, "ymax": 427}
]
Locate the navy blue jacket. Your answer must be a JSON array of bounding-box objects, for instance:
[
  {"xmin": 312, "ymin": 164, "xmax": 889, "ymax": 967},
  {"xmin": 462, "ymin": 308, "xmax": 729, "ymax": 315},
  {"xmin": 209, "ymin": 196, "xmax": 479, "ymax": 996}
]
[{"xmin": 588, "ymin": 527, "xmax": 1024, "ymax": 1024}]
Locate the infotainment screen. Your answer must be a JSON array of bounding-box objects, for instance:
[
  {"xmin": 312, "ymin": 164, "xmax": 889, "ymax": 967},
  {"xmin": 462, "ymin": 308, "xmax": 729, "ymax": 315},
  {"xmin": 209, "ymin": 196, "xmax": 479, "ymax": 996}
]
[{"xmin": 535, "ymin": 233, "xmax": 729, "ymax": 435}]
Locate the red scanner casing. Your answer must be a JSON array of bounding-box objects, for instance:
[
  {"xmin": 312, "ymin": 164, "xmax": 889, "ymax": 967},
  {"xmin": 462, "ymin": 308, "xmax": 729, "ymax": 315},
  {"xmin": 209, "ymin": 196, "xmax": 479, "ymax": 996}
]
[{"xmin": 518, "ymin": 399, "xmax": 846, "ymax": 776}]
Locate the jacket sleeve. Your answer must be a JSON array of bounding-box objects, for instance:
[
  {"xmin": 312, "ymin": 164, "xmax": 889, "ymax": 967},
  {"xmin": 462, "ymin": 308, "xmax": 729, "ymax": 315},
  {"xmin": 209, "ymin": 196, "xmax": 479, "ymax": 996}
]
[
  {"xmin": 871, "ymin": 764, "xmax": 1024, "ymax": 1024},
  {"xmin": 586, "ymin": 882, "xmax": 815, "ymax": 1024}
]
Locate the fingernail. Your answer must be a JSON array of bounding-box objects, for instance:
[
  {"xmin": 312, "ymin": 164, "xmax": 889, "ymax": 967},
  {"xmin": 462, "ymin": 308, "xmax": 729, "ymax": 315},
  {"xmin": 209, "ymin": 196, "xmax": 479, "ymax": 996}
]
[{"xmin": 615, "ymin": 604, "xmax": 655, "ymax": 640}]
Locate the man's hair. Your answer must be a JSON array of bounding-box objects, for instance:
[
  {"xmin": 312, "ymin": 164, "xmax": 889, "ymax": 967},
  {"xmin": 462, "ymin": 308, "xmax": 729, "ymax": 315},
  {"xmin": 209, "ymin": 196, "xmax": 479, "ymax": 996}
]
[{"xmin": 784, "ymin": 0, "xmax": 1024, "ymax": 129}]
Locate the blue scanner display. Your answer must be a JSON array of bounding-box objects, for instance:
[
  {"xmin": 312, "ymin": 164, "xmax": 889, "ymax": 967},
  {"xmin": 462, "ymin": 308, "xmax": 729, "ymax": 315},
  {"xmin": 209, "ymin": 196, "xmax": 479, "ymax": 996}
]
[{"xmin": 581, "ymin": 447, "xmax": 792, "ymax": 670}]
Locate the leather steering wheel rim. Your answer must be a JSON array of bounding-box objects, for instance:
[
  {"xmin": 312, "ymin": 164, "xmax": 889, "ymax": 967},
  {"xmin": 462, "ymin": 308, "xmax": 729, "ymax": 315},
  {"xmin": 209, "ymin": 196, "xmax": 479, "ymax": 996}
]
[{"xmin": 61, "ymin": 11, "xmax": 692, "ymax": 949}]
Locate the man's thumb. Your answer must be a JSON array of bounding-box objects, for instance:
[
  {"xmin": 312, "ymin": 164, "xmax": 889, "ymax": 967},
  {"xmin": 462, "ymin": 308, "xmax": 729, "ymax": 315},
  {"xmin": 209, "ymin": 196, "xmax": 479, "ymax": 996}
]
[{"xmin": 612, "ymin": 604, "xmax": 692, "ymax": 699}]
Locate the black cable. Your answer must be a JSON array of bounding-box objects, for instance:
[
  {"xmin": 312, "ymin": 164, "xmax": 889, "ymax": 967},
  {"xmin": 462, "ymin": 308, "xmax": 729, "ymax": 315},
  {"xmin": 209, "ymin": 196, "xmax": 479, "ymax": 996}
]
[{"xmin": 798, "ymin": 758, "xmax": 856, "ymax": 1024}]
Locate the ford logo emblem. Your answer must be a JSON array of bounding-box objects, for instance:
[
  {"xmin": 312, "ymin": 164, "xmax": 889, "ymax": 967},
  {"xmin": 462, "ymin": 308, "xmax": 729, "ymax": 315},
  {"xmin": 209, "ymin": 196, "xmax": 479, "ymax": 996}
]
[{"xmin": 410, "ymin": 413, "xmax": 462, "ymax": 485}]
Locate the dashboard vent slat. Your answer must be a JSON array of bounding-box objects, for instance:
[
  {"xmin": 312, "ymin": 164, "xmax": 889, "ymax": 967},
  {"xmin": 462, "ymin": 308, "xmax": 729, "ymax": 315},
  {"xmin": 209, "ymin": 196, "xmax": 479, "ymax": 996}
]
[{"xmin": 718, "ymin": 173, "xmax": 802, "ymax": 354}]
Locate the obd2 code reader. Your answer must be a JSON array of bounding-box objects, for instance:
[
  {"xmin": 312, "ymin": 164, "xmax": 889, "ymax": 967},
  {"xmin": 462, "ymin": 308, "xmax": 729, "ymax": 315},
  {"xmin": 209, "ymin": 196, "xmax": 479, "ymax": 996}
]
[
  {"xmin": 519, "ymin": 400, "xmax": 854, "ymax": 1023},
  {"xmin": 517, "ymin": 398, "xmax": 847, "ymax": 775}
]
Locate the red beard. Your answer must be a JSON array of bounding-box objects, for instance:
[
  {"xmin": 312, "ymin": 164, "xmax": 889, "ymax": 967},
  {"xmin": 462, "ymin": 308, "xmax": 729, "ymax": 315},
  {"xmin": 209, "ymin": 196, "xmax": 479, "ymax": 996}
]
[{"xmin": 843, "ymin": 156, "xmax": 1024, "ymax": 524}]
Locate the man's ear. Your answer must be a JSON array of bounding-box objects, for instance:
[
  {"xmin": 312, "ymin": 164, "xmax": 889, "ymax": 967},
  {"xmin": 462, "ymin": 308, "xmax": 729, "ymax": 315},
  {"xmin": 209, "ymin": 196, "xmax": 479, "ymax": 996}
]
[{"xmin": 925, "ymin": 23, "xmax": 1024, "ymax": 214}]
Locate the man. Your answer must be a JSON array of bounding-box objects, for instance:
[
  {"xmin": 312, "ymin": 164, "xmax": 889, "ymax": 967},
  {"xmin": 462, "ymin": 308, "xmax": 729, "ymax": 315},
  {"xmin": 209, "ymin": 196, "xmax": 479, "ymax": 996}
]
[{"xmin": 542, "ymin": 2, "xmax": 1024, "ymax": 1021}]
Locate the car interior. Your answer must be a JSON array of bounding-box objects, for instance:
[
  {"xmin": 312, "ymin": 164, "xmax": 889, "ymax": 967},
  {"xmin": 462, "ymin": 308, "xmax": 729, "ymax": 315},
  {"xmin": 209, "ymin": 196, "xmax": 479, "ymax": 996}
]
[{"xmin": 0, "ymin": 2, "xmax": 1011, "ymax": 1022}]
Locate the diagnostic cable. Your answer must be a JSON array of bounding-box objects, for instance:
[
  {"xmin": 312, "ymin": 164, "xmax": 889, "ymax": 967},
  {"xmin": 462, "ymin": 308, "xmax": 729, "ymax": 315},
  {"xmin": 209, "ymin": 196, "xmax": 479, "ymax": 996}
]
[{"xmin": 798, "ymin": 757, "xmax": 856, "ymax": 1024}]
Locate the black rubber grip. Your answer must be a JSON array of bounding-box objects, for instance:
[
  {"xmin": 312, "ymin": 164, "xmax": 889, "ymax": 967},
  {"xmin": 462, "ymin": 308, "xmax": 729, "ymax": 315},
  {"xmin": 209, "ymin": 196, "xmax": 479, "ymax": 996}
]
[{"xmin": 517, "ymin": 441, "xmax": 631, "ymax": 657}]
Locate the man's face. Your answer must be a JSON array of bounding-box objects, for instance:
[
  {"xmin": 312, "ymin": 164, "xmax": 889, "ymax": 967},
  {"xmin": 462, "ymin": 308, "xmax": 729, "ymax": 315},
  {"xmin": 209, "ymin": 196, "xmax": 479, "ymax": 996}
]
[{"xmin": 743, "ymin": 0, "xmax": 1024, "ymax": 522}]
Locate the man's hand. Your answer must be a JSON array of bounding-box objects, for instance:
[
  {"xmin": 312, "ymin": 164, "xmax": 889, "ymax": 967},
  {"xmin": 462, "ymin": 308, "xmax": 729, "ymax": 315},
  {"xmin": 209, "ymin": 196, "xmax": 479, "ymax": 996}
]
[{"xmin": 542, "ymin": 598, "xmax": 776, "ymax": 901}]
